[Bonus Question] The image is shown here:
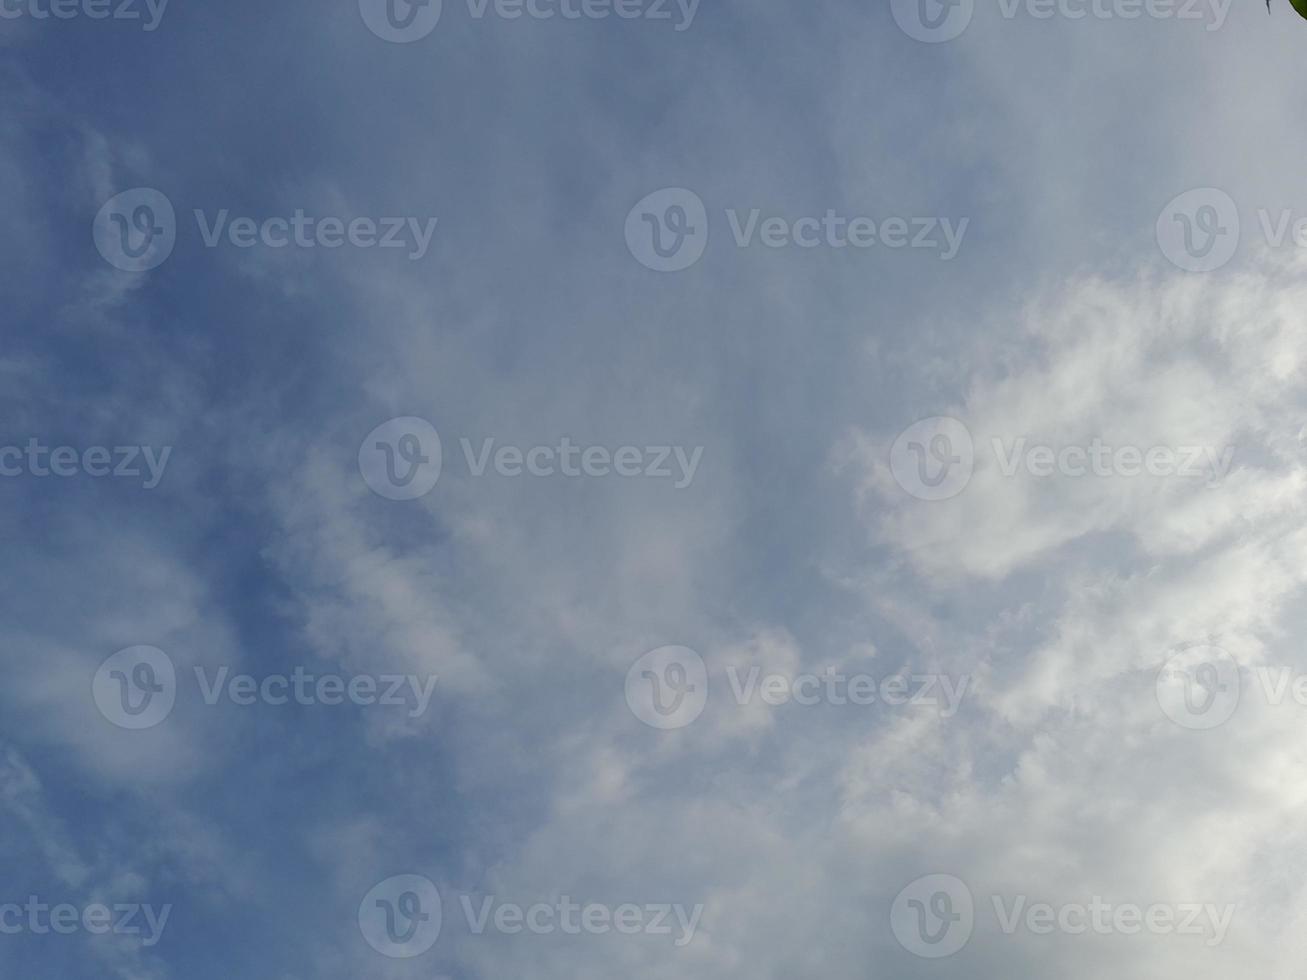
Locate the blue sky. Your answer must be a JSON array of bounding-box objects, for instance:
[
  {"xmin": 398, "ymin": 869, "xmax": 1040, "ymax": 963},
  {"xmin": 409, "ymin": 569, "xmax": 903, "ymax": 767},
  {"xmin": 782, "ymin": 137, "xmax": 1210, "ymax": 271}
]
[{"xmin": 5, "ymin": 1, "xmax": 1307, "ymax": 977}]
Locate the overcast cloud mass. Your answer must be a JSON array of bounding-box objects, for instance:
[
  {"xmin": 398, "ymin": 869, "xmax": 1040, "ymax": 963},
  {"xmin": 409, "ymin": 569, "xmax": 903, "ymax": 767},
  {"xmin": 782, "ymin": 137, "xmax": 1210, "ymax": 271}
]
[{"xmin": 4, "ymin": 0, "xmax": 1307, "ymax": 977}]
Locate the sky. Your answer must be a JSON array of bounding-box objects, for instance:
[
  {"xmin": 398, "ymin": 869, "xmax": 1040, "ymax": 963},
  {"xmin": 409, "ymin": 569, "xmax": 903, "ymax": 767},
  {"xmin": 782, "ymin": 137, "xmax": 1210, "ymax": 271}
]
[{"xmin": 4, "ymin": 0, "xmax": 1307, "ymax": 977}]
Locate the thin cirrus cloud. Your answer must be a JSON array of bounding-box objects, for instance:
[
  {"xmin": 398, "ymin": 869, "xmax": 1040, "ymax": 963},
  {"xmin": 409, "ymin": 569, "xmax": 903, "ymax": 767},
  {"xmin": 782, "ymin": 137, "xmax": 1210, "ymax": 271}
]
[{"xmin": 2, "ymin": 1, "xmax": 1307, "ymax": 978}]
